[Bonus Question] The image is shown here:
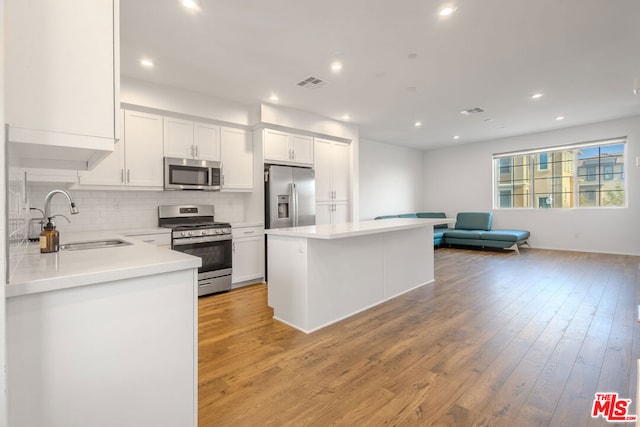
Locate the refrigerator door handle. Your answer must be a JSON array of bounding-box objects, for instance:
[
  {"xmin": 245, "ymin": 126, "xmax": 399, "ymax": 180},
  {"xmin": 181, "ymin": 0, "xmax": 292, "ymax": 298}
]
[{"xmin": 291, "ymin": 182, "xmax": 298, "ymax": 227}]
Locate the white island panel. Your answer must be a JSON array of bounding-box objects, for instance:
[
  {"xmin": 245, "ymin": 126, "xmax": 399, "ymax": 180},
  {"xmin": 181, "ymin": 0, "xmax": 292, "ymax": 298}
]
[
  {"xmin": 7, "ymin": 268, "xmax": 198, "ymax": 427},
  {"xmin": 267, "ymin": 218, "xmax": 444, "ymax": 333},
  {"xmin": 307, "ymin": 234, "xmax": 386, "ymax": 331},
  {"xmin": 267, "ymin": 235, "xmax": 309, "ymax": 329},
  {"xmin": 383, "ymin": 226, "xmax": 433, "ymax": 298}
]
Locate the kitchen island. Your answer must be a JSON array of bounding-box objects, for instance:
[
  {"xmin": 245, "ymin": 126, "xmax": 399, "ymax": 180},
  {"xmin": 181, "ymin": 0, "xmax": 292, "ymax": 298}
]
[
  {"xmin": 265, "ymin": 217, "xmax": 453, "ymax": 333},
  {"xmin": 6, "ymin": 232, "xmax": 200, "ymax": 427}
]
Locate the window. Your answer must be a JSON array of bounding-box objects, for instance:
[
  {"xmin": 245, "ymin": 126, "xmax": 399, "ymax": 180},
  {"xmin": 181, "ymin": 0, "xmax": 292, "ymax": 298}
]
[
  {"xmin": 499, "ymin": 158, "xmax": 512, "ymax": 174},
  {"xmin": 537, "ymin": 153, "xmax": 549, "ymax": 170},
  {"xmin": 499, "ymin": 190, "xmax": 513, "ymax": 208},
  {"xmin": 604, "ymin": 165, "xmax": 613, "ymax": 180},
  {"xmin": 493, "ymin": 139, "xmax": 625, "ymax": 209}
]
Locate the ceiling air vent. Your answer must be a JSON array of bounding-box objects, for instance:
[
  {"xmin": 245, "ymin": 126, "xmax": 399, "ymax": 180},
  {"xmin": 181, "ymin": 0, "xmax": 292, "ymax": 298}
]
[
  {"xmin": 460, "ymin": 107, "xmax": 486, "ymax": 115},
  {"xmin": 296, "ymin": 76, "xmax": 329, "ymax": 89}
]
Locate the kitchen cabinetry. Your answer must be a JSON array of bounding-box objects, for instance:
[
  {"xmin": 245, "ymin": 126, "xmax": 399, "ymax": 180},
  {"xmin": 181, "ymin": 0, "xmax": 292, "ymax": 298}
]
[
  {"xmin": 163, "ymin": 117, "xmax": 220, "ymax": 161},
  {"xmin": 263, "ymin": 129, "xmax": 314, "ymax": 166},
  {"xmin": 315, "ymin": 138, "xmax": 350, "ymax": 225},
  {"xmin": 315, "ymin": 202, "xmax": 350, "ymax": 225},
  {"xmin": 78, "ymin": 110, "xmax": 164, "ymax": 189},
  {"xmin": 315, "ymin": 138, "xmax": 350, "ymax": 202},
  {"xmin": 232, "ymin": 225, "xmax": 265, "ymax": 287},
  {"xmin": 5, "ymin": 0, "xmax": 119, "ymax": 170},
  {"xmin": 221, "ymin": 127, "xmax": 253, "ymax": 191}
]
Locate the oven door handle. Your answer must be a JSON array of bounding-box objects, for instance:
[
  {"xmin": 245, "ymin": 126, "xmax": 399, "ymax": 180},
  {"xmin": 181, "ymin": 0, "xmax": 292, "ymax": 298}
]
[{"xmin": 173, "ymin": 235, "xmax": 232, "ymax": 246}]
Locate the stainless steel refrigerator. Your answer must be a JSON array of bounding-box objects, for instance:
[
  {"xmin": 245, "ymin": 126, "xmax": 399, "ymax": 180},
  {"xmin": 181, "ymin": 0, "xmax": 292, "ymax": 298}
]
[{"xmin": 265, "ymin": 165, "xmax": 316, "ymax": 229}]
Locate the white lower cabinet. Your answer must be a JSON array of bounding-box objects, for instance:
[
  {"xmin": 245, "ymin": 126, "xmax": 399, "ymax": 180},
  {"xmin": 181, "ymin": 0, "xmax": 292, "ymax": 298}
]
[
  {"xmin": 232, "ymin": 226, "xmax": 264, "ymax": 287},
  {"xmin": 316, "ymin": 202, "xmax": 349, "ymax": 225}
]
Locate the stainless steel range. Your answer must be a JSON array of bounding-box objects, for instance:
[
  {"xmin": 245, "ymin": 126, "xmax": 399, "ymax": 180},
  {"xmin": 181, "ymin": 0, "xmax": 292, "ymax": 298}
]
[{"xmin": 158, "ymin": 205, "xmax": 232, "ymax": 296}]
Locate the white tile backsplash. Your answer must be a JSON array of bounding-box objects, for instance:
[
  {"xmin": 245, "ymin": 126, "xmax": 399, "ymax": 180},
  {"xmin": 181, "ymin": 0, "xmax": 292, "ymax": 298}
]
[
  {"xmin": 8, "ymin": 167, "xmax": 29, "ymax": 280},
  {"xmin": 27, "ymin": 184, "xmax": 249, "ymax": 233}
]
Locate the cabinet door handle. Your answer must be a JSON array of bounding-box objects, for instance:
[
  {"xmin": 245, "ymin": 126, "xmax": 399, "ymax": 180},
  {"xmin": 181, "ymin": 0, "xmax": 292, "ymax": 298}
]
[
  {"xmin": 222, "ymin": 175, "xmax": 225, "ymax": 186},
  {"xmin": 243, "ymin": 231, "xmax": 255, "ymax": 235},
  {"xmin": 127, "ymin": 169, "xmax": 130, "ymax": 183},
  {"xmin": 195, "ymin": 145, "xmax": 199, "ymax": 158},
  {"xmin": 121, "ymin": 169, "xmax": 124, "ymax": 183},
  {"xmin": 232, "ymin": 242, "xmax": 235, "ymax": 253}
]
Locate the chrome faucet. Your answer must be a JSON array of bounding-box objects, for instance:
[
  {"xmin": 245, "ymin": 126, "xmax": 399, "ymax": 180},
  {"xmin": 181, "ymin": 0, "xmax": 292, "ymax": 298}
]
[{"xmin": 44, "ymin": 189, "xmax": 79, "ymax": 221}]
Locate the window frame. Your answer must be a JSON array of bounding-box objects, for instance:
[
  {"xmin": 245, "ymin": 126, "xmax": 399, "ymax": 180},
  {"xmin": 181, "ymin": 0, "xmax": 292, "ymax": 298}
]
[{"xmin": 492, "ymin": 138, "xmax": 626, "ymax": 210}]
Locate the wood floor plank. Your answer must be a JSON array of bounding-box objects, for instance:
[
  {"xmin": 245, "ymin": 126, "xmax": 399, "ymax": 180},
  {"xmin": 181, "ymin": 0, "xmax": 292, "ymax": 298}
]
[{"xmin": 198, "ymin": 248, "xmax": 640, "ymax": 426}]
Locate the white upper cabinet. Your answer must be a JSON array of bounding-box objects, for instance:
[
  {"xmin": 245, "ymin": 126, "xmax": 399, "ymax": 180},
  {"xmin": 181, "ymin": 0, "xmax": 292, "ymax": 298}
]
[
  {"xmin": 315, "ymin": 138, "xmax": 350, "ymax": 202},
  {"xmin": 163, "ymin": 118, "xmax": 220, "ymax": 161},
  {"xmin": 163, "ymin": 117, "xmax": 194, "ymax": 159},
  {"xmin": 79, "ymin": 110, "xmax": 163, "ymax": 189},
  {"xmin": 220, "ymin": 127, "xmax": 253, "ymax": 191},
  {"xmin": 5, "ymin": 0, "xmax": 119, "ymax": 170},
  {"xmin": 125, "ymin": 111, "xmax": 164, "ymax": 187},
  {"xmin": 194, "ymin": 122, "xmax": 221, "ymax": 161},
  {"xmin": 263, "ymin": 129, "xmax": 313, "ymax": 166}
]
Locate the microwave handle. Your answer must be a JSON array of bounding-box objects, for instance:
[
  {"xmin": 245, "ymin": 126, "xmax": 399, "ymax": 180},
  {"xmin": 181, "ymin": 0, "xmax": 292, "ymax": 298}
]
[{"xmin": 218, "ymin": 162, "xmax": 224, "ymax": 187}]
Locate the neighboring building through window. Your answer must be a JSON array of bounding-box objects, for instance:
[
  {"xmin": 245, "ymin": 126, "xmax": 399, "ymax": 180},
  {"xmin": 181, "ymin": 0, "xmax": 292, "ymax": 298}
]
[{"xmin": 494, "ymin": 139, "xmax": 625, "ymax": 209}]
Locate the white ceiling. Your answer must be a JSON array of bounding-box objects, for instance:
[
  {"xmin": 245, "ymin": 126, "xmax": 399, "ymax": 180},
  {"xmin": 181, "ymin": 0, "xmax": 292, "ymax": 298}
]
[{"xmin": 121, "ymin": 0, "xmax": 640, "ymax": 150}]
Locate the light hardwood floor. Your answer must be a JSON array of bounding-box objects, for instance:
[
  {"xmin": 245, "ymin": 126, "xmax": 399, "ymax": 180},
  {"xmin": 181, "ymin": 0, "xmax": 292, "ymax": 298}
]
[{"xmin": 198, "ymin": 248, "xmax": 640, "ymax": 426}]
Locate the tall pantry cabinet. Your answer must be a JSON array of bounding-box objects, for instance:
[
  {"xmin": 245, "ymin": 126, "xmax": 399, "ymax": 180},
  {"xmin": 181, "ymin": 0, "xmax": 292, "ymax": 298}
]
[{"xmin": 314, "ymin": 138, "xmax": 350, "ymax": 225}]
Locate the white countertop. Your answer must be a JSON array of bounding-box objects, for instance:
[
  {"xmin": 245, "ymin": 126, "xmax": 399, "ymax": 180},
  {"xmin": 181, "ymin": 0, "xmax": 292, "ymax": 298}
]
[
  {"xmin": 231, "ymin": 222, "xmax": 264, "ymax": 229},
  {"xmin": 7, "ymin": 231, "xmax": 201, "ymax": 298},
  {"xmin": 118, "ymin": 227, "xmax": 171, "ymax": 236},
  {"xmin": 265, "ymin": 218, "xmax": 455, "ymax": 240}
]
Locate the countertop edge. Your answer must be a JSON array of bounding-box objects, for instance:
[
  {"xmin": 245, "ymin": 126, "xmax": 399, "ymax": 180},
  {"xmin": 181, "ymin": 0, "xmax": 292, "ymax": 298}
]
[
  {"xmin": 7, "ymin": 231, "xmax": 201, "ymax": 298},
  {"xmin": 265, "ymin": 218, "xmax": 456, "ymax": 240}
]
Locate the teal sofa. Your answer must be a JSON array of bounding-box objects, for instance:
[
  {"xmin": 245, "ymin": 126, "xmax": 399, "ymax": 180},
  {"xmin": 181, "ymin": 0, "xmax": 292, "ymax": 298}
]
[
  {"xmin": 374, "ymin": 211, "xmax": 530, "ymax": 254},
  {"xmin": 445, "ymin": 212, "xmax": 530, "ymax": 254}
]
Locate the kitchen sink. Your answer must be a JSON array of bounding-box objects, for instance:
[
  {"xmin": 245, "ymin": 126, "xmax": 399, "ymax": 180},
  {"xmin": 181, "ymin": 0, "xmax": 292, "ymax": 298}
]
[{"xmin": 59, "ymin": 239, "xmax": 133, "ymax": 251}]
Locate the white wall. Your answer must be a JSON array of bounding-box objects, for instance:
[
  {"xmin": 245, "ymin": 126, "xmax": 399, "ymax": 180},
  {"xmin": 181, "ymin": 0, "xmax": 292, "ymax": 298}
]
[
  {"xmin": 359, "ymin": 138, "xmax": 424, "ymax": 220},
  {"xmin": 0, "ymin": 0, "xmax": 8, "ymax": 422},
  {"xmin": 423, "ymin": 115, "xmax": 640, "ymax": 255},
  {"xmin": 121, "ymin": 77, "xmax": 252, "ymax": 126}
]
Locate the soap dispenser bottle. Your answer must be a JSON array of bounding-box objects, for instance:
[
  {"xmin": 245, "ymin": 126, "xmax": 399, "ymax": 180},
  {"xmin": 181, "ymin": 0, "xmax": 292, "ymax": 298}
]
[{"xmin": 40, "ymin": 218, "xmax": 59, "ymax": 253}]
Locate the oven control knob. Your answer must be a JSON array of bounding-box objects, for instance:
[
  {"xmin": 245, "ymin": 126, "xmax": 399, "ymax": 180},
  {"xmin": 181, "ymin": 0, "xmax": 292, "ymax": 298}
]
[
  {"xmin": 188, "ymin": 231, "xmax": 193, "ymax": 237},
  {"xmin": 223, "ymin": 228, "xmax": 231, "ymax": 234},
  {"xmin": 180, "ymin": 231, "xmax": 187, "ymax": 237},
  {"xmin": 215, "ymin": 229, "xmax": 222, "ymax": 235}
]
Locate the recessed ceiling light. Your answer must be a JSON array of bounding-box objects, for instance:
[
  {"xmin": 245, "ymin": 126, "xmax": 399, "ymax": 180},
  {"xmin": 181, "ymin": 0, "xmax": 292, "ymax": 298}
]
[
  {"xmin": 330, "ymin": 61, "xmax": 343, "ymax": 73},
  {"xmin": 439, "ymin": 6, "xmax": 456, "ymax": 17},
  {"xmin": 414, "ymin": 121, "xmax": 422, "ymax": 127},
  {"xmin": 555, "ymin": 116, "xmax": 565, "ymax": 121},
  {"xmin": 140, "ymin": 58, "xmax": 154, "ymax": 68},
  {"xmin": 408, "ymin": 53, "xmax": 418, "ymax": 59},
  {"xmin": 342, "ymin": 114, "xmax": 351, "ymax": 120},
  {"xmin": 453, "ymin": 135, "xmax": 460, "ymax": 140},
  {"xmin": 531, "ymin": 92, "xmax": 544, "ymax": 99},
  {"xmin": 181, "ymin": 0, "xmax": 200, "ymax": 10},
  {"xmin": 269, "ymin": 94, "xmax": 279, "ymax": 102}
]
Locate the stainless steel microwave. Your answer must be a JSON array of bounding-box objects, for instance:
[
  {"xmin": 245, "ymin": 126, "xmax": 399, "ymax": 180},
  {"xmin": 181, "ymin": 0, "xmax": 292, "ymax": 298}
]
[{"xmin": 164, "ymin": 157, "xmax": 222, "ymax": 191}]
